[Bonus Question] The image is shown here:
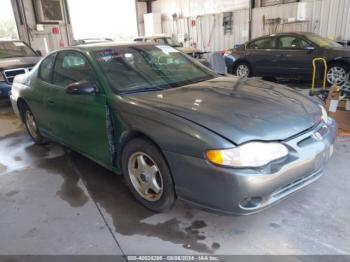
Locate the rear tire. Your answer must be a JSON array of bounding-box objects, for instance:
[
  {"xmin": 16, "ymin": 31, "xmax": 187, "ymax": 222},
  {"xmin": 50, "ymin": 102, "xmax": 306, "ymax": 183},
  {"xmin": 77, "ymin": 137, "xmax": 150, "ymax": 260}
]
[
  {"xmin": 21, "ymin": 103, "xmax": 48, "ymax": 145},
  {"xmin": 121, "ymin": 138, "xmax": 175, "ymax": 212},
  {"xmin": 326, "ymin": 62, "xmax": 349, "ymax": 87}
]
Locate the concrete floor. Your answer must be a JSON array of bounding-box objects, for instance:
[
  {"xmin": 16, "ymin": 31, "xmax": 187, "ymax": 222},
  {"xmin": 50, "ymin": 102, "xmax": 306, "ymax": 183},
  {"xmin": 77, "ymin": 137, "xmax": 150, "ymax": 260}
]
[{"xmin": 0, "ymin": 95, "xmax": 349, "ymax": 256}]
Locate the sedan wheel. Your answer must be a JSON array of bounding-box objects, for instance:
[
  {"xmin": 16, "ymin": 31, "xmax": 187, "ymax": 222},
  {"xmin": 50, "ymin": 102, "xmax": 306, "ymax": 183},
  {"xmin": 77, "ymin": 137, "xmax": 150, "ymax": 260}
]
[
  {"xmin": 235, "ymin": 63, "xmax": 250, "ymax": 78},
  {"xmin": 128, "ymin": 152, "xmax": 163, "ymax": 202},
  {"xmin": 327, "ymin": 65, "xmax": 348, "ymax": 86},
  {"xmin": 122, "ymin": 138, "xmax": 175, "ymax": 212}
]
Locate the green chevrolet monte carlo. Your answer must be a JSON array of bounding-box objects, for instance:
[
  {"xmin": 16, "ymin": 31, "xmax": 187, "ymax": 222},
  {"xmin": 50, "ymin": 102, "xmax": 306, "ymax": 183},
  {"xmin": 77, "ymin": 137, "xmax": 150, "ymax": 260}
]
[{"xmin": 10, "ymin": 42, "xmax": 336, "ymax": 215}]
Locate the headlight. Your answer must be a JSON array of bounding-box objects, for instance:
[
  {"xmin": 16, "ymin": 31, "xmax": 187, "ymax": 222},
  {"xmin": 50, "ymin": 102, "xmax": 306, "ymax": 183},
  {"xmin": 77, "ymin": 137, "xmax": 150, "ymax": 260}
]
[
  {"xmin": 0, "ymin": 73, "xmax": 4, "ymax": 82},
  {"xmin": 320, "ymin": 105, "xmax": 328, "ymax": 123},
  {"xmin": 206, "ymin": 142, "xmax": 288, "ymax": 168}
]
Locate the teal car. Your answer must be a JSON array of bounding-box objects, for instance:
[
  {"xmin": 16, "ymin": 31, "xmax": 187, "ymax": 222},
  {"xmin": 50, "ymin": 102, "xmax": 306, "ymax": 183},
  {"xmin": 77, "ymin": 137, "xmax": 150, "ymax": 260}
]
[{"xmin": 10, "ymin": 43, "xmax": 336, "ymax": 214}]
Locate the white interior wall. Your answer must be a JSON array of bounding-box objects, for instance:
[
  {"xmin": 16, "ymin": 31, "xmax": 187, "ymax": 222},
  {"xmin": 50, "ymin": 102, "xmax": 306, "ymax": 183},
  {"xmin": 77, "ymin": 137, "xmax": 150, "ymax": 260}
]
[
  {"xmin": 149, "ymin": 0, "xmax": 250, "ymax": 52},
  {"xmin": 141, "ymin": 0, "xmax": 350, "ymax": 52},
  {"xmin": 152, "ymin": 0, "xmax": 249, "ymax": 19},
  {"xmin": 253, "ymin": 0, "xmax": 350, "ymax": 40}
]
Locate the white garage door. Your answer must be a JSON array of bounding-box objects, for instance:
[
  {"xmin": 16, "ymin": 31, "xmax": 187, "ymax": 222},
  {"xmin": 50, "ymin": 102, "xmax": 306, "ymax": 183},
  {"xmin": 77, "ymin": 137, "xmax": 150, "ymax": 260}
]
[{"xmin": 67, "ymin": 0, "xmax": 138, "ymax": 42}]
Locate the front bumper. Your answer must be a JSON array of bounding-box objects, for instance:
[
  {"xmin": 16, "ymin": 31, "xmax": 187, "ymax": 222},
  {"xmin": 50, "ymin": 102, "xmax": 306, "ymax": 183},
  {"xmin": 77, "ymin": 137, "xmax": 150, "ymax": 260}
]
[
  {"xmin": 0, "ymin": 82, "xmax": 11, "ymax": 97},
  {"xmin": 165, "ymin": 119, "xmax": 337, "ymax": 215}
]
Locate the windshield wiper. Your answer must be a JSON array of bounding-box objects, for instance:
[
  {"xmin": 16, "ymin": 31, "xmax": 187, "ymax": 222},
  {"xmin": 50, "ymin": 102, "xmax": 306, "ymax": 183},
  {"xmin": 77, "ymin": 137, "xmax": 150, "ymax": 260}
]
[{"xmin": 119, "ymin": 86, "xmax": 164, "ymax": 95}]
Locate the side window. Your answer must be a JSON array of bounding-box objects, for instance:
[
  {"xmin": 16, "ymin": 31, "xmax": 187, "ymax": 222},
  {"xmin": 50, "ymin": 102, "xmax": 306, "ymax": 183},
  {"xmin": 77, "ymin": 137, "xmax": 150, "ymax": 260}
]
[
  {"xmin": 52, "ymin": 51, "xmax": 95, "ymax": 87},
  {"xmin": 39, "ymin": 53, "xmax": 55, "ymax": 82},
  {"xmin": 278, "ymin": 36, "xmax": 311, "ymax": 49},
  {"xmin": 247, "ymin": 38, "xmax": 276, "ymax": 49}
]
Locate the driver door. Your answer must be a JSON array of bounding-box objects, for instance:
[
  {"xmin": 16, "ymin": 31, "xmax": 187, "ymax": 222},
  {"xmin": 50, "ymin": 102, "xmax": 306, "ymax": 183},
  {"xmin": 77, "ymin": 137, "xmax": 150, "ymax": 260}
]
[{"xmin": 49, "ymin": 51, "xmax": 111, "ymax": 164}]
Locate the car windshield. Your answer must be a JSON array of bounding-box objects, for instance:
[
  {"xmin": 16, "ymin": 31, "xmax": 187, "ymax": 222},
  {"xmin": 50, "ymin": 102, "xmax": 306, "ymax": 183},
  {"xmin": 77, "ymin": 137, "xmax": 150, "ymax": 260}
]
[
  {"xmin": 306, "ymin": 34, "xmax": 342, "ymax": 48},
  {"xmin": 0, "ymin": 41, "xmax": 37, "ymax": 59},
  {"xmin": 93, "ymin": 45, "xmax": 216, "ymax": 94}
]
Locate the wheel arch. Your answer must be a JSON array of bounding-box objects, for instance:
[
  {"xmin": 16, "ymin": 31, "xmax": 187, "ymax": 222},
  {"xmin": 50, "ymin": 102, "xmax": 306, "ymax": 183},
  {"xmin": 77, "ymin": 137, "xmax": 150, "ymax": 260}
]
[
  {"xmin": 232, "ymin": 59, "xmax": 253, "ymax": 75},
  {"xmin": 16, "ymin": 97, "xmax": 28, "ymax": 122},
  {"xmin": 116, "ymin": 130, "xmax": 171, "ymax": 175},
  {"xmin": 327, "ymin": 58, "xmax": 350, "ymax": 69},
  {"xmin": 116, "ymin": 129, "xmax": 177, "ymax": 198}
]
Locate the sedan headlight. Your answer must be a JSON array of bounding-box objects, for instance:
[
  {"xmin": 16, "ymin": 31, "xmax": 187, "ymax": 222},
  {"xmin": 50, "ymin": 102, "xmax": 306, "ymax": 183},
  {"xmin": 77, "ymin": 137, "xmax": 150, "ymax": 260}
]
[
  {"xmin": 320, "ymin": 105, "xmax": 328, "ymax": 123},
  {"xmin": 206, "ymin": 142, "xmax": 288, "ymax": 168}
]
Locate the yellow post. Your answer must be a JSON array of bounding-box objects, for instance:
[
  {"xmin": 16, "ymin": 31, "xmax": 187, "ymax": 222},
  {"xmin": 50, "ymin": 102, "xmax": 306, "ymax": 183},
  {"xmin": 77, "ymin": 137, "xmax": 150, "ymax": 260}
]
[{"xmin": 311, "ymin": 57, "xmax": 327, "ymax": 94}]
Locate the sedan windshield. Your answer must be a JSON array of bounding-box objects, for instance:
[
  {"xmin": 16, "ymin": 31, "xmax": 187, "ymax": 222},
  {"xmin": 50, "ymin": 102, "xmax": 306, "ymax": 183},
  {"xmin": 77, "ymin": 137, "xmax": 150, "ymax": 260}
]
[
  {"xmin": 93, "ymin": 45, "xmax": 216, "ymax": 93},
  {"xmin": 306, "ymin": 34, "xmax": 342, "ymax": 48},
  {"xmin": 0, "ymin": 41, "xmax": 37, "ymax": 59}
]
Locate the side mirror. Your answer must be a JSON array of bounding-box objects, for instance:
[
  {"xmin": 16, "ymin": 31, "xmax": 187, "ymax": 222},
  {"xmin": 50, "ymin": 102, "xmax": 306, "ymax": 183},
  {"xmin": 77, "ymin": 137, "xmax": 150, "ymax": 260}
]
[
  {"xmin": 179, "ymin": 42, "xmax": 184, "ymax": 47},
  {"xmin": 35, "ymin": 50, "xmax": 42, "ymax": 56},
  {"xmin": 65, "ymin": 80, "xmax": 99, "ymax": 95},
  {"xmin": 305, "ymin": 46, "xmax": 315, "ymax": 53}
]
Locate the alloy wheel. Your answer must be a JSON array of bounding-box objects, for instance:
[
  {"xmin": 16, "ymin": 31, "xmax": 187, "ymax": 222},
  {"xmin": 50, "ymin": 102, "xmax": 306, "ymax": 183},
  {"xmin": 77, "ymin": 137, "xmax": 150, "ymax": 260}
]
[
  {"xmin": 128, "ymin": 152, "xmax": 163, "ymax": 202},
  {"xmin": 327, "ymin": 66, "xmax": 347, "ymax": 86},
  {"xmin": 236, "ymin": 64, "xmax": 250, "ymax": 78}
]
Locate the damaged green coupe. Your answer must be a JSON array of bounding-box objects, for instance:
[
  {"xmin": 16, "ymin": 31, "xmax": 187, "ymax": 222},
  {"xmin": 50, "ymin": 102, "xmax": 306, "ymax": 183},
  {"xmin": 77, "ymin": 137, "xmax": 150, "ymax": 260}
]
[{"xmin": 10, "ymin": 43, "xmax": 336, "ymax": 214}]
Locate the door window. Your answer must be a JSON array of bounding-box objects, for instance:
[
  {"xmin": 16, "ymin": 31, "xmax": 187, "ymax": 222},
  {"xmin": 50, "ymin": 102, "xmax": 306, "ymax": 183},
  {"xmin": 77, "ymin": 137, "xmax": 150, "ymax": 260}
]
[
  {"xmin": 52, "ymin": 51, "xmax": 95, "ymax": 87},
  {"xmin": 247, "ymin": 37, "xmax": 276, "ymax": 49},
  {"xmin": 278, "ymin": 36, "xmax": 311, "ymax": 49},
  {"xmin": 39, "ymin": 53, "xmax": 56, "ymax": 82}
]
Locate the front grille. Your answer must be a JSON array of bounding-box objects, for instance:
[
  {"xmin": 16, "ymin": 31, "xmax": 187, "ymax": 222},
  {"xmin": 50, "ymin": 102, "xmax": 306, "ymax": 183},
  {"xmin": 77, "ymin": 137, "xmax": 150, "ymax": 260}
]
[
  {"xmin": 271, "ymin": 170, "xmax": 323, "ymax": 199},
  {"xmin": 3, "ymin": 67, "xmax": 32, "ymax": 83}
]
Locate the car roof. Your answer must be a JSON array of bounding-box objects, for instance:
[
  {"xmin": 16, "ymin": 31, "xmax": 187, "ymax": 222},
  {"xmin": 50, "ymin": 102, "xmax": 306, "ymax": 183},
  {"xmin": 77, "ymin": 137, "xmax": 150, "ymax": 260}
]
[
  {"xmin": 251, "ymin": 32, "xmax": 317, "ymax": 41},
  {"xmin": 246, "ymin": 32, "xmax": 319, "ymax": 44},
  {"xmin": 63, "ymin": 42, "xmax": 158, "ymax": 53},
  {"xmin": 271, "ymin": 32, "xmax": 317, "ymax": 37}
]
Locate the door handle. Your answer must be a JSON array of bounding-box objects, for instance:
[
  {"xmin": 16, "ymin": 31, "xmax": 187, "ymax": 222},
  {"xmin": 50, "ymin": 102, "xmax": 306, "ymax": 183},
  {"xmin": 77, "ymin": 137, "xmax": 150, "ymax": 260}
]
[{"xmin": 47, "ymin": 98, "xmax": 54, "ymax": 105}]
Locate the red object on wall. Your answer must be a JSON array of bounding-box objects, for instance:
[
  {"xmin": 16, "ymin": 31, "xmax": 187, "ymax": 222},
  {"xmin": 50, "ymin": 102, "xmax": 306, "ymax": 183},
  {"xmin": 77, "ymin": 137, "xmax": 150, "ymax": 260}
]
[
  {"xmin": 52, "ymin": 27, "xmax": 60, "ymax": 34},
  {"xmin": 191, "ymin": 20, "xmax": 196, "ymax": 27}
]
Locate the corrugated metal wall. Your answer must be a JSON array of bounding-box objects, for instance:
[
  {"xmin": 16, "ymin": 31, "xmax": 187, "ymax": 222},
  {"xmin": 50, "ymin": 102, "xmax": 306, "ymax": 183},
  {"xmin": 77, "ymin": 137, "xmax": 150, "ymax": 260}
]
[
  {"xmin": 261, "ymin": 0, "xmax": 298, "ymax": 7},
  {"xmin": 252, "ymin": 2, "xmax": 302, "ymax": 37},
  {"xmin": 139, "ymin": 0, "xmax": 350, "ymax": 52},
  {"xmin": 306, "ymin": 0, "xmax": 350, "ymax": 40},
  {"xmin": 152, "ymin": 0, "xmax": 249, "ymax": 18},
  {"xmin": 253, "ymin": 0, "xmax": 350, "ymax": 39},
  {"xmin": 161, "ymin": 9, "xmax": 249, "ymax": 52}
]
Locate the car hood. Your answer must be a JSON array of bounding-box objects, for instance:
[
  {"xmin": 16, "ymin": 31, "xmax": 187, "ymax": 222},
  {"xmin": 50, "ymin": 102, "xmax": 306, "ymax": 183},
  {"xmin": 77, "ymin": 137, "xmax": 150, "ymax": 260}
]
[
  {"xmin": 128, "ymin": 77, "xmax": 322, "ymax": 144},
  {"xmin": 0, "ymin": 56, "xmax": 40, "ymax": 70}
]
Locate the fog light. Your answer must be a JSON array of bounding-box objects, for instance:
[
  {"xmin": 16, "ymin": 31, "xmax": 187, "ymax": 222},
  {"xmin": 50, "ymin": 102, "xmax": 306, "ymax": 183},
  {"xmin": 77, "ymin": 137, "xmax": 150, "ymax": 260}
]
[{"xmin": 240, "ymin": 197, "xmax": 262, "ymax": 209}]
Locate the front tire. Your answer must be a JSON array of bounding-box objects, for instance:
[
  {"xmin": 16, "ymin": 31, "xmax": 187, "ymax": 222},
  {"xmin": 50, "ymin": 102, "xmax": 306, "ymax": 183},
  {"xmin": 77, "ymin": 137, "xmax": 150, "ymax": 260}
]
[
  {"xmin": 21, "ymin": 104, "xmax": 48, "ymax": 145},
  {"xmin": 233, "ymin": 62, "xmax": 252, "ymax": 78},
  {"xmin": 122, "ymin": 138, "xmax": 175, "ymax": 212}
]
